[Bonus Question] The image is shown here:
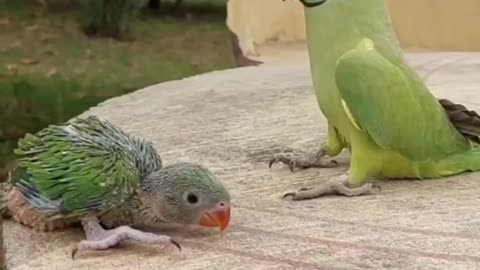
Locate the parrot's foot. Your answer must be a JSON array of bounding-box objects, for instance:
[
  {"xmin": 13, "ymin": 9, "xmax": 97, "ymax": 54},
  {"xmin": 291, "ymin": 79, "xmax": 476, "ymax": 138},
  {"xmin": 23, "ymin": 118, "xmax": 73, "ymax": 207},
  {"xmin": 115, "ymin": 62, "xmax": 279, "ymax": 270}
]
[
  {"xmin": 283, "ymin": 173, "xmax": 380, "ymax": 201},
  {"xmin": 269, "ymin": 147, "xmax": 338, "ymax": 172},
  {"xmin": 72, "ymin": 215, "xmax": 181, "ymax": 259}
]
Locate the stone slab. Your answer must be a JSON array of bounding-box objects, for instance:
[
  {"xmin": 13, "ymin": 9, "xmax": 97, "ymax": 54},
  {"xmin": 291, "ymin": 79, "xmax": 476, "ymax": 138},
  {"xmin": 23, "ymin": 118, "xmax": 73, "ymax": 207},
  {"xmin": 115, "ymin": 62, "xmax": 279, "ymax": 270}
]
[{"xmin": 5, "ymin": 51, "xmax": 480, "ymax": 270}]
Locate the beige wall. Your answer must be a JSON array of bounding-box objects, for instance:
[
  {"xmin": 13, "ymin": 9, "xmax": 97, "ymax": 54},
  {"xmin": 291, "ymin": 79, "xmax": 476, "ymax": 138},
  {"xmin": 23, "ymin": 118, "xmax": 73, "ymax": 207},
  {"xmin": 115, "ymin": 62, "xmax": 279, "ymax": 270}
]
[
  {"xmin": 387, "ymin": 0, "xmax": 480, "ymax": 51},
  {"xmin": 226, "ymin": 0, "xmax": 306, "ymax": 57},
  {"xmin": 226, "ymin": 0, "xmax": 480, "ymax": 56}
]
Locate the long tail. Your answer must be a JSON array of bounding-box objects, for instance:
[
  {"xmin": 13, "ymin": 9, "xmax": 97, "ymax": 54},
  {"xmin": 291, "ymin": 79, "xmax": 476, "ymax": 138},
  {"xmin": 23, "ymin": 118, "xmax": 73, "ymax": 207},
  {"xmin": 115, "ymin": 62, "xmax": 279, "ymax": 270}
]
[
  {"xmin": 439, "ymin": 98, "xmax": 480, "ymax": 144},
  {"xmin": 436, "ymin": 99, "xmax": 480, "ymax": 173}
]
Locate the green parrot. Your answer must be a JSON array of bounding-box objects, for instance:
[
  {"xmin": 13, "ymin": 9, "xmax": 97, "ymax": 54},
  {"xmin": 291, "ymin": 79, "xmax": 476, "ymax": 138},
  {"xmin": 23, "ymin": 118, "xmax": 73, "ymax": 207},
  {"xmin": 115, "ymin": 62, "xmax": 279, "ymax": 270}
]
[
  {"xmin": 2, "ymin": 116, "xmax": 231, "ymax": 258},
  {"xmin": 270, "ymin": 0, "xmax": 480, "ymax": 200}
]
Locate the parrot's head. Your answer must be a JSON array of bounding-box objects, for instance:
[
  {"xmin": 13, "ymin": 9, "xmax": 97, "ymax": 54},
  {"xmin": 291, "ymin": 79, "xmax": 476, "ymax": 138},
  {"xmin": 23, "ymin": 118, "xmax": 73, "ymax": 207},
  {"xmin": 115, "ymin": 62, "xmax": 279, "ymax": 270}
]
[
  {"xmin": 141, "ymin": 162, "xmax": 231, "ymax": 232},
  {"xmin": 285, "ymin": 0, "xmax": 392, "ymax": 44}
]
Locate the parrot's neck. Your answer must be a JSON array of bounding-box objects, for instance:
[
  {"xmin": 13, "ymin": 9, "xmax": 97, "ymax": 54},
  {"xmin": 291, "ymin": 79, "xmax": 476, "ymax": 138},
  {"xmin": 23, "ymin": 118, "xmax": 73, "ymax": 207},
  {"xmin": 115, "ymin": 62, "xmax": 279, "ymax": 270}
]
[
  {"xmin": 302, "ymin": 0, "xmax": 405, "ymax": 119},
  {"xmin": 130, "ymin": 139, "xmax": 162, "ymax": 180},
  {"xmin": 126, "ymin": 190, "xmax": 167, "ymax": 226}
]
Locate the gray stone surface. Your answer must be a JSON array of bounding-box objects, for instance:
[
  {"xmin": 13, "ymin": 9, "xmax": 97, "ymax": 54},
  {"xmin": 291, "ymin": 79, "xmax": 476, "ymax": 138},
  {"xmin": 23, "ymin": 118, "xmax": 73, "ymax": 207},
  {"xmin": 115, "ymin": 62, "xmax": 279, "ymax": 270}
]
[{"xmin": 5, "ymin": 52, "xmax": 480, "ymax": 270}]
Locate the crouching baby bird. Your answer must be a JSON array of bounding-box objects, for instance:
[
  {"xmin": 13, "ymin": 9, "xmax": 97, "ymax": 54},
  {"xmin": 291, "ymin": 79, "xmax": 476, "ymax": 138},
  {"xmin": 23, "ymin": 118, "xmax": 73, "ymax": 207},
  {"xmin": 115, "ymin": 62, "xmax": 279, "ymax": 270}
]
[
  {"xmin": 3, "ymin": 116, "xmax": 231, "ymax": 258},
  {"xmin": 270, "ymin": 0, "xmax": 480, "ymax": 200}
]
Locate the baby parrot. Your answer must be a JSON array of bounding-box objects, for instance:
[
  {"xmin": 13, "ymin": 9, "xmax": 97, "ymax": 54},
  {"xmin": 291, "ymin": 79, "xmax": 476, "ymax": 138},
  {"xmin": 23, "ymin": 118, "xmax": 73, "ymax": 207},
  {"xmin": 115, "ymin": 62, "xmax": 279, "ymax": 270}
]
[
  {"xmin": 2, "ymin": 116, "xmax": 231, "ymax": 258},
  {"xmin": 270, "ymin": 0, "xmax": 480, "ymax": 200}
]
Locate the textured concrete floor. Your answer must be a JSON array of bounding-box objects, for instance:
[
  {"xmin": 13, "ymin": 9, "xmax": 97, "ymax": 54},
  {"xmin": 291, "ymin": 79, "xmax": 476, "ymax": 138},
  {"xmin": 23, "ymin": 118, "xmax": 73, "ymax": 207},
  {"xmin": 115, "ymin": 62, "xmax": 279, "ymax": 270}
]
[{"xmin": 5, "ymin": 52, "xmax": 480, "ymax": 270}]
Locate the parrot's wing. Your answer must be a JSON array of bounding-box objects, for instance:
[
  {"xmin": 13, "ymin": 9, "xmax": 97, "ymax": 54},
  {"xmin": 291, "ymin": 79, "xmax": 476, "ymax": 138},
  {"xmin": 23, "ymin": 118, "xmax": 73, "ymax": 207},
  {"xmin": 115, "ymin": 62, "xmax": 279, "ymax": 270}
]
[
  {"xmin": 13, "ymin": 116, "xmax": 140, "ymax": 218},
  {"xmin": 334, "ymin": 45, "xmax": 469, "ymax": 161}
]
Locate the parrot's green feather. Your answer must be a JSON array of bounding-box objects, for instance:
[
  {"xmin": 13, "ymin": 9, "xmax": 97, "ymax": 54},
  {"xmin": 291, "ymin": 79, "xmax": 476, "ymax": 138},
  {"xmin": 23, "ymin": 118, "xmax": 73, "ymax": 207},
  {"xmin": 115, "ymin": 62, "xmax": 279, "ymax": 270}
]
[
  {"xmin": 302, "ymin": 0, "xmax": 480, "ymax": 185},
  {"xmin": 335, "ymin": 45, "xmax": 471, "ymax": 161},
  {"xmin": 13, "ymin": 116, "xmax": 161, "ymax": 219},
  {"xmin": 439, "ymin": 99, "xmax": 480, "ymax": 144}
]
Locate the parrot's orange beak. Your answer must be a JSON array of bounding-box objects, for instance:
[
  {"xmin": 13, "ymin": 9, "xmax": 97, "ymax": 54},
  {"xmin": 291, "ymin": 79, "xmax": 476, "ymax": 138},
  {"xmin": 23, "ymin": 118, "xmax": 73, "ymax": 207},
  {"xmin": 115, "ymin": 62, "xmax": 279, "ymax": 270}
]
[{"xmin": 198, "ymin": 204, "xmax": 231, "ymax": 232}]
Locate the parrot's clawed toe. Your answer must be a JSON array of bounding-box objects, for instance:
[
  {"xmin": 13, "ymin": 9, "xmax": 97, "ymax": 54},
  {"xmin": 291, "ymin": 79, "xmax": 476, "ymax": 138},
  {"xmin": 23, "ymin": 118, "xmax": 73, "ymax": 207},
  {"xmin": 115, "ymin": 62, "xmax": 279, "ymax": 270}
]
[
  {"xmin": 281, "ymin": 173, "xmax": 378, "ymax": 201},
  {"xmin": 170, "ymin": 239, "xmax": 182, "ymax": 251},
  {"xmin": 282, "ymin": 186, "xmax": 322, "ymax": 200},
  {"xmin": 269, "ymin": 152, "xmax": 338, "ymax": 172},
  {"xmin": 371, "ymin": 183, "xmax": 382, "ymax": 193},
  {"xmin": 269, "ymin": 153, "xmax": 296, "ymax": 172},
  {"xmin": 73, "ymin": 216, "xmax": 181, "ymax": 259},
  {"xmin": 282, "ymin": 192, "xmax": 297, "ymax": 199},
  {"xmin": 71, "ymin": 247, "xmax": 79, "ymax": 259},
  {"xmin": 72, "ymin": 228, "xmax": 181, "ymax": 259},
  {"xmin": 282, "ymin": 189, "xmax": 323, "ymax": 201}
]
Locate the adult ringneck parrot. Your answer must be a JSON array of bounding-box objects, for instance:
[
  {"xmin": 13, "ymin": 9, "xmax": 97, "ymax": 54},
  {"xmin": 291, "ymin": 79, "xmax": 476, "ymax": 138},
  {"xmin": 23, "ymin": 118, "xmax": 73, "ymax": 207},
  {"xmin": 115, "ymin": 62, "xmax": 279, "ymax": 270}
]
[{"xmin": 270, "ymin": 0, "xmax": 480, "ymax": 200}]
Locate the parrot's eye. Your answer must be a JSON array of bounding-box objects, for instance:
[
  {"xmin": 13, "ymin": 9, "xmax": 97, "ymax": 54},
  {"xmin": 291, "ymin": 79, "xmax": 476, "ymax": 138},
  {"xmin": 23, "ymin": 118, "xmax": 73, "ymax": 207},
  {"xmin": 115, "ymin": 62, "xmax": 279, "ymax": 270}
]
[{"xmin": 186, "ymin": 193, "xmax": 199, "ymax": 204}]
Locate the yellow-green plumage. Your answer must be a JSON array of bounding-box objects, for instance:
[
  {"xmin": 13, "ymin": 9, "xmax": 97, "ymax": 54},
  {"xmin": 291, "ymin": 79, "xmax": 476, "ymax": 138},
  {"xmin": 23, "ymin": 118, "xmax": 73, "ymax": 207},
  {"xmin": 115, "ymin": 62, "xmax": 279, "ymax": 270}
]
[{"xmin": 304, "ymin": 0, "xmax": 480, "ymax": 185}]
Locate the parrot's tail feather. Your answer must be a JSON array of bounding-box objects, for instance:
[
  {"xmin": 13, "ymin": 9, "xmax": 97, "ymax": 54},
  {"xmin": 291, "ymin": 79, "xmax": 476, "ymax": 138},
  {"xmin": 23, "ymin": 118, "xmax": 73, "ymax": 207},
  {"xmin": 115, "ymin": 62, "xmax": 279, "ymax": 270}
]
[
  {"xmin": 459, "ymin": 147, "xmax": 480, "ymax": 172},
  {"xmin": 0, "ymin": 174, "xmax": 14, "ymax": 218},
  {"xmin": 439, "ymin": 98, "xmax": 480, "ymax": 144},
  {"xmin": 13, "ymin": 166, "xmax": 63, "ymax": 216},
  {"xmin": 15, "ymin": 180, "xmax": 63, "ymax": 216}
]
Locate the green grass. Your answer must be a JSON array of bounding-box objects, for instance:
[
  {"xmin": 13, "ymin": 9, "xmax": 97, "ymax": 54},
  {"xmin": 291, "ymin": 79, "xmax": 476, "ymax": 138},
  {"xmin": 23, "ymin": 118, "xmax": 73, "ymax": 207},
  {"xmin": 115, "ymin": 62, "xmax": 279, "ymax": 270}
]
[{"xmin": 0, "ymin": 0, "xmax": 235, "ymax": 170}]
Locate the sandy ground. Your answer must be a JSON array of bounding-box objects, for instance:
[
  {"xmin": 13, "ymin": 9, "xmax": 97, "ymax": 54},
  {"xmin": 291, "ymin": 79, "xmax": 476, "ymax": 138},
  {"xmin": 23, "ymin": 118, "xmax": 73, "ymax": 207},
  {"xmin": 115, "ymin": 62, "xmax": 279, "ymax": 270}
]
[{"xmin": 5, "ymin": 49, "xmax": 480, "ymax": 269}]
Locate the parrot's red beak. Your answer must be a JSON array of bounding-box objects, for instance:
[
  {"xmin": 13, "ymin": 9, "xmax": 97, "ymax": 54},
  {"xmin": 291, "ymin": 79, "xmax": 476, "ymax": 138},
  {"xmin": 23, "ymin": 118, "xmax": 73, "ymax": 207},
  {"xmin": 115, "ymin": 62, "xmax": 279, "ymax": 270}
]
[{"xmin": 198, "ymin": 203, "xmax": 231, "ymax": 232}]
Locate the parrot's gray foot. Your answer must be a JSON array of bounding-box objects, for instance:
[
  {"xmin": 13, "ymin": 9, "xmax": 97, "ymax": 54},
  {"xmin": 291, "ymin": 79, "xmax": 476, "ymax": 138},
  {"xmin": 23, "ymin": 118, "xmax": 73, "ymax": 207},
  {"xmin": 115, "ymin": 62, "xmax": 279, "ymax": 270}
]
[
  {"xmin": 283, "ymin": 173, "xmax": 380, "ymax": 201},
  {"xmin": 72, "ymin": 215, "xmax": 181, "ymax": 259},
  {"xmin": 269, "ymin": 147, "xmax": 338, "ymax": 172}
]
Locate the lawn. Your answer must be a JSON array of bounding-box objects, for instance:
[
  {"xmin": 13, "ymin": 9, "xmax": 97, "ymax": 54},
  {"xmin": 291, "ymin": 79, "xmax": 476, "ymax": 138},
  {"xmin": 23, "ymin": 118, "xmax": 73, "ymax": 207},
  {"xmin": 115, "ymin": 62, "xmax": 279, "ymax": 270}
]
[{"xmin": 0, "ymin": 0, "xmax": 235, "ymax": 174}]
